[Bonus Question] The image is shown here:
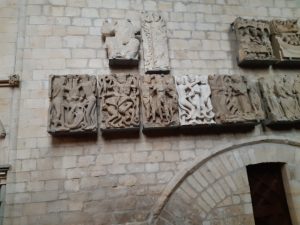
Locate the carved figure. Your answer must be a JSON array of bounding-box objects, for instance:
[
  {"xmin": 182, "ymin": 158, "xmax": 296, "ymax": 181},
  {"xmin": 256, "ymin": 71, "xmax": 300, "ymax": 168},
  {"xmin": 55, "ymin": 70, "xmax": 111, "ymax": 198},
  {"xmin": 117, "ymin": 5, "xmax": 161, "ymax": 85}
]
[
  {"xmin": 142, "ymin": 12, "xmax": 170, "ymax": 74},
  {"xmin": 270, "ymin": 19, "xmax": 300, "ymax": 65},
  {"xmin": 99, "ymin": 74, "xmax": 139, "ymax": 130},
  {"xmin": 259, "ymin": 75, "xmax": 300, "ymax": 124},
  {"xmin": 0, "ymin": 120, "xmax": 5, "ymax": 138},
  {"xmin": 233, "ymin": 17, "xmax": 276, "ymax": 66},
  {"xmin": 141, "ymin": 75, "xmax": 179, "ymax": 128},
  {"xmin": 175, "ymin": 75, "xmax": 215, "ymax": 125},
  {"xmin": 209, "ymin": 75, "xmax": 264, "ymax": 125},
  {"xmin": 102, "ymin": 19, "xmax": 140, "ymax": 66},
  {"xmin": 48, "ymin": 75, "xmax": 97, "ymax": 134}
]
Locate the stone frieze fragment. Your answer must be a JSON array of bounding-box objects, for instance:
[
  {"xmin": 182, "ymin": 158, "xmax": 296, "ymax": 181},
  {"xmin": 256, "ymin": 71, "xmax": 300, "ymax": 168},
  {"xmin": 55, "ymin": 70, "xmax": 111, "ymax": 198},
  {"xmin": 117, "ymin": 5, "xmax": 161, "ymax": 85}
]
[
  {"xmin": 233, "ymin": 17, "xmax": 276, "ymax": 66},
  {"xmin": 208, "ymin": 75, "xmax": 264, "ymax": 125},
  {"xmin": 259, "ymin": 74, "xmax": 300, "ymax": 124},
  {"xmin": 48, "ymin": 75, "xmax": 97, "ymax": 134},
  {"xmin": 99, "ymin": 74, "xmax": 140, "ymax": 131},
  {"xmin": 102, "ymin": 19, "xmax": 140, "ymax": 66},
  {"xmin": 141, "ymin": 75, "xmax": 179, "ymax": 129},
  {"xmin": 175, "ymin": 75, "xmax": 215, "ymax": 126},
  {"xmin": 142, "ymin": 12, "xmax": 170, "ymax": 74}
]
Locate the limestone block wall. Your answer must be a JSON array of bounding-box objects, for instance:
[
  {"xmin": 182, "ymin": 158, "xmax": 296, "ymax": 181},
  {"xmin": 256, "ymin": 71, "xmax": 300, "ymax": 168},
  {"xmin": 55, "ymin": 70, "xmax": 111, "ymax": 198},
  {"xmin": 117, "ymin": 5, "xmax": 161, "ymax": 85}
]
[{"xmin": 0, "ymin": 0, "xmax": 300, "ymax": 225}]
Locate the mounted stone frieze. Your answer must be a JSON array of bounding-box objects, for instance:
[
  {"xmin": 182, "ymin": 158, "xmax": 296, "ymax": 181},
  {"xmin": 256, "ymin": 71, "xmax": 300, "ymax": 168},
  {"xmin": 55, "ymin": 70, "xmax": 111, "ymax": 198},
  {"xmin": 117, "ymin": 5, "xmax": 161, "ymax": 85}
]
[
  {"xmin": 99, "ymin": 74, "xmax": 140, "ymax": 131},
  {"xmin": 208, "ymin": 75, "xmax": 264, "ymax": 125},
  {"xmin": 259, "ymin": 75, "xmax": 300, "ymax": 125},
  {"xmin": 141, "ymin": 75, "xmax": 179, "ymax": 129},
  {"xmin": 142, "ymin": 12, "xmax": 170, "ymax": 74},
  {"xmin": 48, "ymin": 75, "xmax": 97, "ymax": 135},
  {"xmin": 270, "ymin": 19, "xmax": 300, "ymax": 66},
  {"xmin": 175, "ymin": 75, "xmax": 215, "ymax": 126},
  {"xmin": 102, "ymin": 19, "xmax": 140, "ymax": 66},
  {"xmin": 233, "ymin": 17, "xmax": 276, "ymax": 67}
]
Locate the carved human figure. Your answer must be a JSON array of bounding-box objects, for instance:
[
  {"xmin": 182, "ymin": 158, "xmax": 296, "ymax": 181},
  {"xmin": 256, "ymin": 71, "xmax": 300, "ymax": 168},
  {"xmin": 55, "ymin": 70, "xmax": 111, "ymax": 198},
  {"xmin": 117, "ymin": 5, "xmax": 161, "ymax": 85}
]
[
  {"xmin": 99, "ymin": 74, "xmax": 139, "ymax": 130},
  {"xmin": 233, "ymin": 17, "xmax": 276, "ymax": 66},
  {"xmin": 142, "ymin": 12, "xmax": 170, "ymax": 74},
  {"xmin": 102, "ymin": 19, "xmax": 140, "ymax": 66},
  {"xmin": 141, "ymin": 75, "xmax": 179, "ymax": 128},
  {"xmin": 48, "ymin": 75, "xmax": 97, "ymax": 134},
  {"xmin": 176, "ymin": 75, "xmax": 215, "ymax": 125}
]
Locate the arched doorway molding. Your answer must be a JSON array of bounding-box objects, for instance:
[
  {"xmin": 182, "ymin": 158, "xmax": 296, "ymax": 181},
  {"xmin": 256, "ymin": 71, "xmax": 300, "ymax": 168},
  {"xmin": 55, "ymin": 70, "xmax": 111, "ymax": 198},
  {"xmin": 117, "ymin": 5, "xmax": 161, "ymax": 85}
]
[{"xmin": 148, "ymin": 135, "xmax": 300, "ymax": 225}]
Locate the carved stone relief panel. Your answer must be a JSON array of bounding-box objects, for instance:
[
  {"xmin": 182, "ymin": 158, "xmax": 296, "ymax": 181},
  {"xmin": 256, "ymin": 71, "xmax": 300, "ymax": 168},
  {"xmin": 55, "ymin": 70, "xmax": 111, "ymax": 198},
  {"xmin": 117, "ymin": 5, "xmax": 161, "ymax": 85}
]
[
  {"xmin": 102, "ymin": 19, "xmax": 140, "ymax": 66},
  {"xmin": 99, "ymin": 74, "xmax": 140, "ymax": 131},
  {"xmin": 141, "ymin": 75, "xmax": 179, "ymax": 129},
  {"xmin": 259, "ymin": 75, "xmax": 300, "ymax": 124},
  {"xmin": 208, "ymin": 75, "xmax": 264, "ymax": 125},
  {"xmin": 233, "ymin": 17, "xmax": 276, "ymax": 66},
  {"xmin": 175, "ymin": 75, "xmax": 215, "ymax": 126},
  {"xmin": 48, "ymin": 75, "xmax": 97, "ymax": 135},
  {"xmin": 141, "ymin": 12, "xmax": 170, "ymax": 74},
  {"xmin": 270, "ymin": 19, "xmax": 300, "ymax": 66},
  {"xmin": 0, "ymin": 120, "xmax": 5, "ymax": 138}
]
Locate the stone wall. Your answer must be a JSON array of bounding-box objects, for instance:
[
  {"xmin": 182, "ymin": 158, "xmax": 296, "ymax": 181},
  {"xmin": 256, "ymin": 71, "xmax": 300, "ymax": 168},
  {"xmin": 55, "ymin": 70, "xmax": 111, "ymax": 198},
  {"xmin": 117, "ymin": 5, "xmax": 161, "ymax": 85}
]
[{"xmin": 0, "ymin": 0, "xmax": 300, "ymax": 225}]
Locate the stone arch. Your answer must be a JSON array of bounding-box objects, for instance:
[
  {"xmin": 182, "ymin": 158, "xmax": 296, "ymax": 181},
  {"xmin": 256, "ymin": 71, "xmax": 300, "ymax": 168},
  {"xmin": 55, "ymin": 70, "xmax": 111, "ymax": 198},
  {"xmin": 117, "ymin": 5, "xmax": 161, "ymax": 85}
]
[{"xmin": 149, "ymin": 136, "xmax": 300, "ymax": 225}]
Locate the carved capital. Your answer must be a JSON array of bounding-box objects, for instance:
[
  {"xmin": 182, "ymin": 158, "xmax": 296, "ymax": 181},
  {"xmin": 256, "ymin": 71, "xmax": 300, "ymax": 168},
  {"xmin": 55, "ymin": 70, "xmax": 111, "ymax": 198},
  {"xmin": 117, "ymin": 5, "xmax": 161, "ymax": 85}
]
[{"xmin": 0, "ymin": 74, "xmax": 20, "ymax": 87}]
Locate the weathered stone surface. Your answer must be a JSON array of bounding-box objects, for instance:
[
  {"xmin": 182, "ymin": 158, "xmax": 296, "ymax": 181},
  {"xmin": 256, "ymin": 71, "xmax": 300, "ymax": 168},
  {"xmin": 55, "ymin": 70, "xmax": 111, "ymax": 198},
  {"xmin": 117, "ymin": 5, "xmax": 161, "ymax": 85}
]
[
  {"xmin": 208, "ymin": 75, "xmax": 264, "ymax": 125},
  {"xmin": 99, "ymin": 74, "xmax": 140, "ymax": 131},
  {"xmin": 0, "ymin": 120, "xmax": 5, "ymax": 138},
  {"xmin": 141, "ymin": 75, "xmax": 179, "ymax": 129},
  {"xmin": 233, "ymin": 17, "xmax": 276, "ymax": 67},
  {"xmin": 142, "ymin": 12, "xmax": 170, "ymax": 74},
  {"xmin": 259, "ymin": 74, "xmax": 300, "ymax": 124},
  {"xmin": 102, "ymin": 19, "xmax": 140, "ymax": 66},
  {"xmin": 270, "ymin": 19, "xmax": 300, "ymax": 66},
  {"xmin": 175, "ymin": 75, "xmax": 215, "ymax": 126},
  {"xmin": 48, "ymin": 75, "xmax": 97, "ymax": 135}
]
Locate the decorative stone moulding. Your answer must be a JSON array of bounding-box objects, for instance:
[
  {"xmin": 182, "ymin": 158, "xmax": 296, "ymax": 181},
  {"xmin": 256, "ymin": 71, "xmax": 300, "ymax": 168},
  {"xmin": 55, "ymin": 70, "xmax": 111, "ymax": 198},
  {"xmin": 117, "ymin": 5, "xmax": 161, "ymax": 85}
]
[
  {"xmin": 175, "ymin": 75, "xmax": 215, "ymax": 126},
  {"xmin": 259, "ymin": 74, "xmax": 300, "ymax": 125},
  {"xmin": 208, "ymin": 75, "xmax": 265, "ymax": 126},
  {"xmin": 142, "ymin": 12, "xmax": 170, "ymax": 74},
  {"xmin": 102, "ymin": 19, "xmax": 140, "ymax": 67},
  {"xmin": 141, "ymin": 75, "xmax": 179, "ymax": 130},
  {"xmin": 270, "ymin": 19, "xmax": 300, "ymax": 66},
  {"xmin": 233, "ymin": 17, "xmax": 276, "ymax": 67},
  {"xmin": 99, "ymin": 74, "xmax": 140, "ymax": 132},
  {"xmin": 48, "ymin": 75, "xmax": 98, "ymax": 135}
]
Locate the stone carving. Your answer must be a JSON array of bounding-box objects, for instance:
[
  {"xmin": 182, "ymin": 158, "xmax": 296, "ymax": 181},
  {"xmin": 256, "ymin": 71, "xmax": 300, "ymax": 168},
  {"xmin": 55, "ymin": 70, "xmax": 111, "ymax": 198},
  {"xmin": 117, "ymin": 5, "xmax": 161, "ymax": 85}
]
[
  {"xmin": 141, "ymin": 75, "xmax": 179, "ymax": 128},
  {"xmin": 102, "ymin": 19, "xmax": 140, "ymax": 66},
  {"xmin": 175, "ymin": 75, "xmax": 215, "ymax": 126},
  {"xmin": 270, "ymin": 19, "xmax": 300, "ymax": 66},
  {"xmin": 208, "ymin": 75, "xmax": 264, "ymax": 125},
  {"xmin": 48, "ymin": 75, "xmax": 97, "ymax": 134},
  {"xmin": 233, "ymin": 17, "xmax": 276, "ymax": 66},
  {"xmin": 0, "ymin": 74, "xmax": 20, "ymax": 87},
  {"xmin": 0, "ymin": 120, "xmax": 5, "ymax": 138},
  {"xmin": 142, "ymin": 12, "xmax": 170, "ymax": 74},
  {"xmin": 259, "ymin": 75, "xmax": 300, "ymax": 124},
  {"xmin": 99, "ymin": 74, "xmax": 140, "ymax": 131}
]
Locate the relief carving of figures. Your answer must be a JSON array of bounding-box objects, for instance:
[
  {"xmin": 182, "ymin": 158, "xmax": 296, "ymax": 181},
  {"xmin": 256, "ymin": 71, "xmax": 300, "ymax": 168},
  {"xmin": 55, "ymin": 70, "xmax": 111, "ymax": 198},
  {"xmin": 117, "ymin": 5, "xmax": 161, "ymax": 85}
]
[
  {"xmin": 270, "ymin": 19, "xmax": 300, "ymax": 65},
  {"xmin": 48, "ymin": 75, "xmax": 97, "ymax": 134},
  {"xmin": 99, "ymin": 74, "xmax": 139, "ymax": 130},
  {"xmin": 141, "ymin": 75, "xmax": 179, "ymax": 128},
  {"xmin": 233, "ymin": 17, "xmax": 276, "ymax": 66},
  {"xmin": 175, "ymin": 75, "xmax": 215, "ymax": 125},
  {"xmin": 102, "ymin": 19, "xmax": 140, "ymax": 66},
  {"xmin": 208, "ymin": 75, "xmax": 263, "ymax": 124},
  {"xmin": 142, "ymin": 12, "xmax": 170, "ymax": 74},
  {"xmin": 259, "ymin": 75, "xmax": 300, "ymax": 124}
]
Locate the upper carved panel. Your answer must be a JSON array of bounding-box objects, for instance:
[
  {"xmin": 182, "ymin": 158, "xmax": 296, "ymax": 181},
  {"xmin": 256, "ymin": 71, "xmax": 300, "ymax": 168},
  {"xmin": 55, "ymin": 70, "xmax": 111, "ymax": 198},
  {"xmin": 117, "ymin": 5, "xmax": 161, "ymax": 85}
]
[
  {"xmin": 48, "ymin": 75, "xmax": 97, "ymax": 134},
  {"xmin": 99, "ymin": 74, "xmax": 140, "ymax": 131},
  {"xmin": 209, "ymin": 75, "xmax": 264, "ymax": 125},
  {"xmin": 259, "ymin": 75, "xmax": 300, "ymax": 124},
  {"xmin": 233, "ymin": 17, "xmax": 276, "ymax": 66},
  {"xmin": 102, "ymin": 19, "xmax": 140, "ymax": 66},
  {"xmin": 141, "ymin": 12, "xmax": 170, "ymax": 74},
  {"xmin": 141, "ymin": 75, "xmax": 179, "ymax": 128},
  {"xmin": 175, "ymin": 75, "xmax": 215, "ymax": 126},
  {"xmin": 270, "ymin": 19, "xmax": 298, "ymax": 35}
]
